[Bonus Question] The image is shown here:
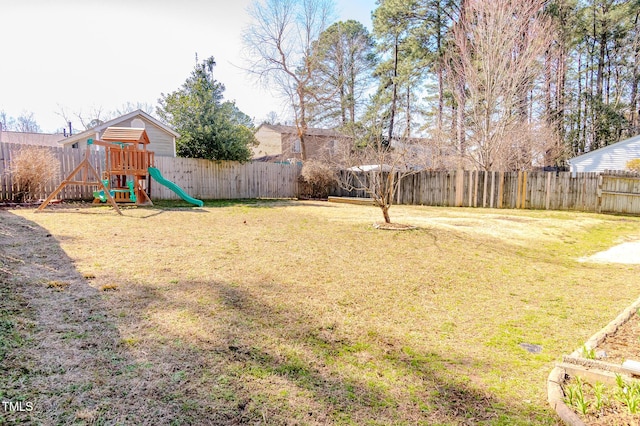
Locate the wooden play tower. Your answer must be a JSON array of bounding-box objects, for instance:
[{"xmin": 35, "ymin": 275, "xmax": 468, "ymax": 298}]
[{"xmin": 37, "ymin": 127, "xmax": 155, "ymax": 215}]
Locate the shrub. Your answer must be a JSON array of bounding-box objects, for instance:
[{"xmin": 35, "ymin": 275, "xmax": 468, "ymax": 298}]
[
  {"xmin": 9, "ymin": 146, "xmax": 60, "ymax": 202},
  {"xmin": 298, "ymin": 160, "xmax": 336, "ymax": 199},
  {"xmin": 626, "ymin": 158, "xmax": 640, "ymax": 173}
]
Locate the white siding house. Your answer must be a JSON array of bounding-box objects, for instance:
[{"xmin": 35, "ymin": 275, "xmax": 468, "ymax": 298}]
[
  {"xmin": 567, "ymin": 135, "xmax": 640, "ymax": 175},
  {"xmin": 58, "ymin": 110, "xmax": 179, "ymax": 157}
]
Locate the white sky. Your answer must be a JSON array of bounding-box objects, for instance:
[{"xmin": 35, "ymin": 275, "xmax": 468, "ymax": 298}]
[{"xmin": 0, "ymin": 0, "xmax": 375, "ymax": 133}]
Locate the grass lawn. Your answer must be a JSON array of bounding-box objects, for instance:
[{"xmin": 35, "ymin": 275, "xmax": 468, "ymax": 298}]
[{"xmin": 2, "ymin": 200, "xmax": 640, "ymax": 425}]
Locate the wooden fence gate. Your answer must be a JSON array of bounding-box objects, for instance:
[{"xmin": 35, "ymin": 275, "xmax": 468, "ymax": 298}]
[{"xmin": 598, "ymin": 172, "xmax": 640, "ymax": 214}]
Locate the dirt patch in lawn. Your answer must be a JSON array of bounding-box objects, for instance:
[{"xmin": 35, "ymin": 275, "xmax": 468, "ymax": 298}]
[
  {"xmin": 578, "ymin": 240, "xmax": 640, "ymax": 264},
  {"xmin": 373, "ymin": 221, "xmax": 417, "ymax": 230}
]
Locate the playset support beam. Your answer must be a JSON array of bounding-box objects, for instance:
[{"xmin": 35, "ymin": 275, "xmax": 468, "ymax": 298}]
[{"xmin": 36, "ymin": 142, "xmax": 122, "ymax": 214}]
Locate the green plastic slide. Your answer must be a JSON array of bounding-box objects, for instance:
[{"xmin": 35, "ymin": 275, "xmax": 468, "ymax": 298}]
[{"xmin": 148, "ymin": 167, "xmax": 204, "ymax": 207}]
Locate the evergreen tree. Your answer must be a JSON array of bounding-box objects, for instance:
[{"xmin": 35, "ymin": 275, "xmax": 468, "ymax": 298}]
[
  {"xmin": 309, "ymin": 20, "xmax": 377, "ymax": 128},
  {"xmin": 157, "ymin": 57, "xmax": 256, "ymax": 162}
]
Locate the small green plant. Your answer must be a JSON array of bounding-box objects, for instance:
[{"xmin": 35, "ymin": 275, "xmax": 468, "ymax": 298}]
[
  {"xmin": 564, "ymin": 383, "xmax": 576, "ymax": 407},
  {"xmin": 616, "ymin": 373, "xmax": 625, "ymax": 389},
  {"xmin": 564, "ymin": 377, "xmax": 593, "ymax": 415},
  {"xmin": 592, "ymin": 381, "xmax": 605, "ymax": 412},
  {"xmin": 573, "ymin": 377, "xmax": 589, "ymax": 415},
  {"xmin": 615, "ymin": 373, "xmax": 640, "ymax": 414},
  {"xmin": 581, "ymin": 345, "xmax": 596, "ymax": 359}
]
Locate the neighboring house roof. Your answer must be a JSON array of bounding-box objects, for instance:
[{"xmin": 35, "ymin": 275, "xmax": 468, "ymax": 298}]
[
  {"xmin": 567, "ymin": 135, "xmax": 640, "ymax": 173},
  {"xmin": 256, "ymin": 123, "xmax": 345, "ymax": 138},
  {"xmin": 252, "ymin": 154, "xmax": 282, "ymax": 162},
  {"xmin": 0, "ymin": 131, "xmax": 64, "ymax": 147},
  {"xmin": 58, "ymin": 109, "xmax": 179, "ymax": 147},
  {"xmin": 347, "ymin": 164, "xmax": 393, "ymax": 172}
]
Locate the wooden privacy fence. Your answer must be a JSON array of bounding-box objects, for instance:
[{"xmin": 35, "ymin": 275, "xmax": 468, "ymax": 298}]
[
  {"xmin": 0, "ymin": 142, "xmax": 105, "ymax": 201},
  {"xmin": 3, "ymin": 142, "xmax": 640, "ymax": 214},
  {"xmin": 598, "ymin": 171, "xmax": 640, "ymax": 214},
  {"xmin": 152, "ymin": 157, "xmax": 301, "ymax": 200},
  {"xmin": 0, "ymin": 142, "xmax": 301, "ymax": 202},
  {"xmin": 332, "ymin": 170, "xmax": 640, "ymax": 214}
]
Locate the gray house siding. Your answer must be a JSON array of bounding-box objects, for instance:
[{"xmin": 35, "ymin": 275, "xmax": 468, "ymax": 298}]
[
  {"xmin": 58, "ymin": 110, "xmax": 178, "ymax": 157},
  {"xmin": 568, "ymin": 136, "xmax": 640, "ymax": 174},
  {"xmin": 108, "ymin": 116, "xmax": 175, "ymax": 157}
]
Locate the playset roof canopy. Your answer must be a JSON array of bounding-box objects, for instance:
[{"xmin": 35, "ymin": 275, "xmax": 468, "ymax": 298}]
[{"xmin": 101, "ymin": 127, "xmax": 150, "ymax": 144}]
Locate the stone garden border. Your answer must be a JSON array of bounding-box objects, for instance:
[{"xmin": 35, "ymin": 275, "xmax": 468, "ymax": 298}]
[{"xmin": 548, "ymin": 295, "xmax": 640, "ymax": 425}]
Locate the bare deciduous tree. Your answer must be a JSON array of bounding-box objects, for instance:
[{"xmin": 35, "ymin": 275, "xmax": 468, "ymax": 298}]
[
  {"xmin": 446, "ymin": 0, "xmax": 555, "ymax": 171},
  {"xmin": 12, "ymin": 112, "xmax": 42, "ymax": 133},
  {"xmin": 56, "ymin": 105, "xmax": 108, "ymax": 132},
  {"xmin": 243, "ymin": 0, "xmax": 335, "ymax": 160},
  {"xmin": 262, "ymin": 111, "xmax": 281, "ymax": 125},
  {"xmin": 330, "ymin": 110, "xmax": 429, "ymax": 224}
]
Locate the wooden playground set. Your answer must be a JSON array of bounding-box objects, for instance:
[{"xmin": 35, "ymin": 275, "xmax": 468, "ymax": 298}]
[{"xmin": 37, "ymin": 127, "xmax": 202, "ymax": 215}]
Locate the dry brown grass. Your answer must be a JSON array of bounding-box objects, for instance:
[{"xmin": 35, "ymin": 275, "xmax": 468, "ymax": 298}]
[
  {"xmin": 2, "ymin": 200, "xmax": 640, "ymax": 425},
  {"xmin": 45, "ymin": 280, "xmax": 70, "ymax": 291}
]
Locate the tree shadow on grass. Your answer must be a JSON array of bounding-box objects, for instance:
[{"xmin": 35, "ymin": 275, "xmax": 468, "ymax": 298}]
[
  {"xmin": 153, "ymin": 199, "xmax": 303, "ymax": 209},
  {"xmin": 114, "ymin": 278, "xmax": 551, "ymax": 425},
  {"xmin": 0, "ymin": 211, "xmax": 224, "ymax": 425},
  {"xmin": 214, "ymin": 283, "xmax": 547, "ymax": 424},
  {"xmin": 3, "ymin": 209, "xmax": 555, "ymax": 424}
]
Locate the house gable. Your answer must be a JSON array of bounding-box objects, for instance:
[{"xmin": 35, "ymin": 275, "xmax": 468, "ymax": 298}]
[
  {"xmin": 568, "ymin": 135, "xmax": 640, "ymax": 173},
  {"xmin": 58, "ymin": 110, "xmax": 178, "ymax": 157},
  {"xmin": 253, "ymin": 125, "xmax": 284, "ymax": 158}
]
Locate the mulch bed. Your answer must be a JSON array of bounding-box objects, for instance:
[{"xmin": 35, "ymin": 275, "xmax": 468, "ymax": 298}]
[{"xmin": 373, "ymin": 222, "xmax": 417, "ymax": 230}]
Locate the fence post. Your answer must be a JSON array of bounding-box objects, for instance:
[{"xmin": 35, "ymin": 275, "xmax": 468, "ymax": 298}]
[
  {"xmin": 455, "ymin": 169, "xmax": 464, "ymax": 207},
  {"xmin": 522, "ymin": 171, "xmax": 527, "ymax": 209},
  {"xmin": 482, "ymin": 171, "xmax": 487, "ymax": 208},
  {"xmin": 490, "ymin": 171, "xmax": 495, "ymax": 208},
  {"xmin": 597, "ymin": 174, "xmax": 603, "ymax": 214}
]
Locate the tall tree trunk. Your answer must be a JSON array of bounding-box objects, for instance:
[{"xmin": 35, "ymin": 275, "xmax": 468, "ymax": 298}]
[
  {"xmin": 436, "ymin": 1, "xmax": 444, "ymax": 133},
  {"xmin": 348, "ymin": 62, "xmax": 356, "ymax": 123},
  {"xmin": 544, "ymin": 50, "xmax": 552, "ymax": 124},
  {"xmin": 594, "ymin": 3, "xmax": 609, "ymax": 149},
  {"xmin": 451, "ymin": 101, "xmax": 458, "ymax": 148},
  {"xmin": 406, "ymin": 85, "xmax": 411, "ymax": 138},
  {"xmin": 298, "ymin": 88, "xmax": 308, "ymax": 161},
  {"xmin": 388, "ymin": 34, "xmax": 399, "ymax": 143},
  {"xmin": 339, "ymin": 60, "xmax": 346, "ymax": 126},
  {"xmin": 454, "ymin": 0, "xmax": 467, "ymax": 168},
  {"xmin": 557, "ymin": 43, "xmax": 567, "ymax": 145},
  {"xmin": 456, "ymin": 79, "xmax": 466, "ymax": 168},
  {"xmin": 631, "ymin": 12, "xmax": 640, "ymax": 134}
]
